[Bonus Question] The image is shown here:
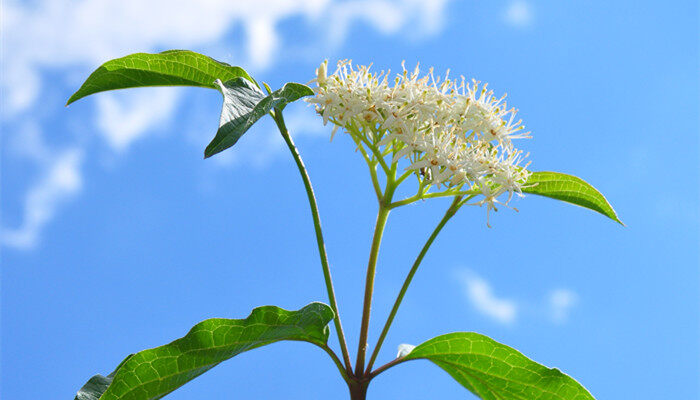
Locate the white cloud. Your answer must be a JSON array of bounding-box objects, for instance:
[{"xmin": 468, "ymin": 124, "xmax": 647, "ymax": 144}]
[
  {"xmin": 95, "ymin": 88, "xmax": 181, "ymax": 151},
  {"xmin": 327, "ymin": 0, "xmax": 449, "ymax": 46},
  {"xmin": 457, "ymin": 270, "xmax": 517, "ymax": 325},
  {"xmin": 245, "ymin": 17, "xmax": 279, "ymax": 68},
  {"xmin": 1, "ymin": 148, "xmax": 84, "ymax": 250},
  {"xmin": 503, "ymin": 0, "xmax": 533, "ymax": 28},
  {"xmin": 455, "ymin": 270, "xmax": 581, "ymax": 326},
  {"xmin": 1, "ymin": 0, "xmax": 453, "ymax": 250},
  {"xmin": 548, "ymin": 288, "xmax": 578, "ymax": 324},
  {"xmin": 2, "ymin": 0, "xmax": 451, "ymax": 118}
]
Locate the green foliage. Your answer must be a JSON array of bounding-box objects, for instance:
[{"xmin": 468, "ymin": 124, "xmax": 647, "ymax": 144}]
[
  {"xmin": 66, "ymin": 50, "xmax": 255, "ymax": 105},
  {"xmin": 204, "ymin": 78, "xmax": 313, "ymax": 158},
  {"xmin": 74, "ymin": 303, "xmax": 334, "ymax": 400},
  {"xmin": 524, "ymin": 171, "xmax": 622, "ymax": 224},
  {"xmin": 66, "ymin": 49, "xmax": 617, "ymax": 400},
  {"xmin": 66, "ymin": 50, "xmax": 314, "ymax": 160},
  {"xmin": 403, "ymin": 332, "xmax": 595, "ymax": 400}
]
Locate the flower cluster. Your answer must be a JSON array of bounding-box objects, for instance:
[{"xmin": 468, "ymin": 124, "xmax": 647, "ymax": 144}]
[{"xmin": 307, "ymin": 60, "xmax": 532, "ymax": 220}]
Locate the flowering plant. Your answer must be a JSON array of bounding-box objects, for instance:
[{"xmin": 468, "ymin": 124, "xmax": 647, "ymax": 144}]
[{"xmin": 68, "ymin": 51, "xmax": 620, "ymax": 400}]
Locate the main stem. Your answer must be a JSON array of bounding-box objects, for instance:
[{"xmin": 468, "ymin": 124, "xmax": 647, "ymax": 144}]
[
  {"xmin": 355, "ymin": 196, "xmax": 392, "ymax": 377},
  {"xmin": 272, "ymin": 110, "xmax": 353, "ymax": 371},
  {"xmin": 366, "ymin": 196, "xmax": 462, "ymax": 372},
  {"xmin": 348, "ymin": 380, "xmax": 369, "ymax": 400}
]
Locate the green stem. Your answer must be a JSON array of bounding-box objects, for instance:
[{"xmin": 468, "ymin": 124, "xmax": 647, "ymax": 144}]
[
  {"xmin": 354, "ymin": 139, "xmax": 383, "ymax": 201},
  {"xmin": 355, "ymin": 131, "xmax": 391, "ymax": 174},
  {"xmin": 354, "ymin": 192, "xmax": 394, "ymax": 376},
  {"xmin": 389, "ymin": 189, "xmax": 477, "ymax": 209},
  {"xmin": 272, "ymin": 109, "xmax": 353, "ymax": 371},
  {"xmin": 366, "ymin": 196, "xmax": 463, "ymax": 372},
  {"xmin": 394, "ymin": 169, "xmax": 415, "ymax": 186},
  {"xmin": 348, "ymin": 380, "xmax": 369, "ymax": 400},
  {"xmin": 368, "ymin": 356, "xmax": 406, "ymax": 379},
  {"xmin": 319, "ymin": 344, "xmax": 351, "ymax": 384}
]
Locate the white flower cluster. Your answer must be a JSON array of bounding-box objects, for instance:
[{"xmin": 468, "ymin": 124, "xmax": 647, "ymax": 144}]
[{"xmin": 307, "ymin": 60, "xmax": 532, "ymax": 218}]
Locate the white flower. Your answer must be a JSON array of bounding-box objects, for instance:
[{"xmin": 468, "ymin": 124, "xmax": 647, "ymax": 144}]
[{"xmin": 307, "ymin": 60, "xmax": 532, "ymax": 221}]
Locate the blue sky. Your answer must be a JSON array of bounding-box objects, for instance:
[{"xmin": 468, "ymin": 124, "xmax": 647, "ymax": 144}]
[{"xmin": 1, "ymin": 0, "xmax": 698, "ymax": 399}]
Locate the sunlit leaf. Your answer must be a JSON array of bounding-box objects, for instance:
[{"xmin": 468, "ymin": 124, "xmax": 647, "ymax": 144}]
[
  {"xmin": 74, "ymin": 302, "xmax": 333, "ymax": 400},
  {"xmin": 67, "ymin": 50, "xmax": 255, "ymax": 105},
  {"xmin": 204, "ymin": 78, "xmax": 313, "ymax": 158},
  {"xmin": 402, "ymin": 332, "xmax": 595, "ymax": 400},
  {"xmin": 523, "ymin": 171, "xmax": 622, "ymax": 224}
]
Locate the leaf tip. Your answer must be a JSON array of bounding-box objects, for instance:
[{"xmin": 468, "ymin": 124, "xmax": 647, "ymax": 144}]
[
  {"xmin": 262, "ymin": 82, "xmax": 273, "ymax": 95},
  {"xmin": 66, "ymin": 95, "xmax": 78, "ymax": 106},
  {"xmin": 203, "ymin": 144, "xmax": 220, "ymax": 159}
]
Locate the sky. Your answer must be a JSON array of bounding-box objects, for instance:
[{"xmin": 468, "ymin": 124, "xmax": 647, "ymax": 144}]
[{"xmin": 1, "ymin": 0, "xmax": 698, "ymax": 399}]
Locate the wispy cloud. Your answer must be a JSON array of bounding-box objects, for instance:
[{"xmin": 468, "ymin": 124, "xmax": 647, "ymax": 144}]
[
  {"xmin": 95, "ymin": 88, "xmax": 181, "ymax": 152},
  {"xmin": 1, "ymin": 125, "xmax": 83, "ymax": 249},
  {"xmin": 325, "ymin": 0, "xmax": 449, "ymax": 45},
  {"xmin": 1, "ymin": 0, "xmax": 454, "ymax": 250},
  {"xmin": 455, "ymin": 269, "xmax": 581, "ymax": 325},
  {"xmin": 548, "ymin": 288, "xmax": 578, "ymax": 324},
  {"xmin": 2, "ymin": 0, "xmax": 452, "ymax": 119},
  {"xmin": 456, "ymin": 270, "xmax": 518, "ymax": 325},
  {"xmin": 503, "ymin": 0, "xmax": 533, "ymax": 28}
]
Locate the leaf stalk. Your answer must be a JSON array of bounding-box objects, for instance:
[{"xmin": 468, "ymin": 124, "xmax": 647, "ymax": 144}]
[{"xmin": 272, "ymin": 109, "xmax": 353, "ymax": 372}]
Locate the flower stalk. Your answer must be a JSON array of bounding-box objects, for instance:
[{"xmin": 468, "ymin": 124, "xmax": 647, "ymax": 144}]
[
  {"xmin": 355, "ymin": 201, "xmax": 391, "ymax": 377},
  {"xmin": 366, "ymin": 195, "xmax": 467, "ymax": 372}
]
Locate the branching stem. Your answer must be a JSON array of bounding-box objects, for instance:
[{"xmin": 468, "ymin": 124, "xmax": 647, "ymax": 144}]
[
  {"xmin": 366, "ymin": 196, "xmax": 465, "ymax": 373},
  {"xmin": 354, "ymin": 140, "xmax": 383, "ymax": 201},
  {"xmin": 390, "ymin": 189, "xmax": 477, "ymax": 209}
]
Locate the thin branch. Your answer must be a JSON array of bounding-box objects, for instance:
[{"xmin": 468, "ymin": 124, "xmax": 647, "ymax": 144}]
[
  {"xmin": 365, "ymin": 196, "xmax": 463, "ymax": 373},
  {"xmin": 355, "ymin": 141, "xmax": 383, "ymax": 201},
  {"xmin": 368, "ymin": 357, "xmax": 407, "ymax": 380}
]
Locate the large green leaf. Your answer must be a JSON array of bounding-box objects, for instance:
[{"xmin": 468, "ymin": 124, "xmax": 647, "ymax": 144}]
[
  {"xmin": 402, "ymin": 332, "xmax": 595, "ymax": 400},
  {"xmin": 204, "ymin": 78, "xmax": 314, "ymax": 158},
  {"xmin": 74, "ymin": 302, "xmax": 334, "ymax": 400},
  {"xmin": 67, "ymin": 50, "xmax": 255, "ymax": 105},
  {"xmin": 523, "ymin": 171, "xmax": 622, "ymax": 224}
]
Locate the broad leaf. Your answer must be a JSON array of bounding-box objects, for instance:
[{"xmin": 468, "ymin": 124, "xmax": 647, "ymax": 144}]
[
  {"xmin": 74, "ymin": 302, "xmax": 333, "ymax": 400},
  {"xmin": 75, "ymin": 356, "xmax": 133, "ymax": 400},
  {"xmin": 523, "ymin": 171, "xmax": 622, "ymax": 224},
  {"xmin": 66, "ymin": 50, "xmax": 255, "ymax": 105},
  {"xmin": 402, "ymin": 332, "xmax": 595, "ymax": 400},
  {"xmin": 204, "ymin": 78, "xmax": 314, "ymax": 158}
]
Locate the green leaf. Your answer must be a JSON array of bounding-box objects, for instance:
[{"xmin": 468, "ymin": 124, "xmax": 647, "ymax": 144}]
[
  {"xmin": 204, "ymin": 78, "xmax": 314, "ymax": 158},
  {"xmin": 74, "ymin": 302, "xmax": 334, "ymax": 400},
  {"xmin": 523, "ymin": 171, "xmax": 622, "ymax": 224},
  {"xmin": 66, "ymin": 50, "xmax": 313, "ymax": 158},
  {"xmin": 66, "ymin": 50, "xmax": 255, "ymax": 105},
  {"xmin": 75, "ymin": 355, "xmax": 133, "ymax": 400},
  {"xmin": 402, "ymin": 332, "xmax": 595, "ymax": 400}
]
